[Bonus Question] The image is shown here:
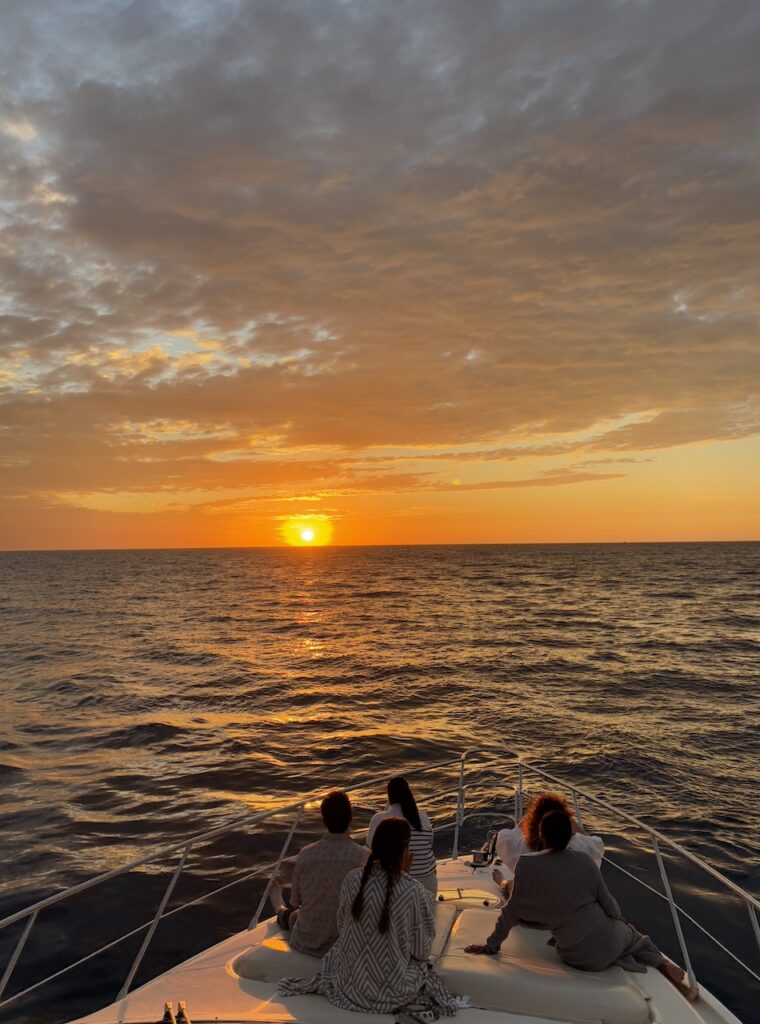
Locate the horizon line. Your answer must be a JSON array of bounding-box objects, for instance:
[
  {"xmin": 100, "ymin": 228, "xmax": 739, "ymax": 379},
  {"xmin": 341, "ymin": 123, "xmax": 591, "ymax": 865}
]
[{"xmin": 2, "ymin": 538, "xmax": 759, "ymax": 554}]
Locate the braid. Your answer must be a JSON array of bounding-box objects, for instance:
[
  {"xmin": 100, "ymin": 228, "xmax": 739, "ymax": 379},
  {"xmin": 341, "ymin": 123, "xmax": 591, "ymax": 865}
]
[
  {"xmin": 362, "ymin": 816, "xmax": 410, "ymax": 934},
  {"xmin": 351, "ymin": 855, "xmax": 375, "ymax": 921},
  {"xmin": 378, "ymin": 867, "xmax": 395, "ymax": 934}
]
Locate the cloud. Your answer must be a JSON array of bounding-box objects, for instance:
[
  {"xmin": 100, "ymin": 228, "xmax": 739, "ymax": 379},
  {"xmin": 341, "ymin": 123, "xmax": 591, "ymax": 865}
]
[{"xmin": 0, "ymin": 0, "xmax": 759, "ymax": 535}]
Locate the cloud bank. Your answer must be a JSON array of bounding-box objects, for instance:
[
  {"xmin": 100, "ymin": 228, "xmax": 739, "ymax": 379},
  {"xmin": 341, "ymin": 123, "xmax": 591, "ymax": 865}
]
[{"xmin": 1, "ymin": 0, "xmax": 758, "ymax": 543}]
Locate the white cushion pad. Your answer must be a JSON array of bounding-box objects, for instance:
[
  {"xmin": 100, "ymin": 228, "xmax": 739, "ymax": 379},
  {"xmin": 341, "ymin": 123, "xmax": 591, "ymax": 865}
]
[
  {"xmin": 437, "ymin": 909, "xmax": 649, "ymax": 1024},
  {"xmin": 430, "ymin": 902, "xmax": 458, "ymax": 960},
  {"xmin": 234, "ymin": 903, "xmax": 459, "ymax": 982},
  {"xmin": 233, "ymin": 920, "xmax": 321, "ymax": 982}
]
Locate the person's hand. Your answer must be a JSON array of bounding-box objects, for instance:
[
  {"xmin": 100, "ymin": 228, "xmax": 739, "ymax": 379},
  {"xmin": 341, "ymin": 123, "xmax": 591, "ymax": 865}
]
[{"xmin": 464, "ymin": 944, "xmax": 496, "ymax": 955}]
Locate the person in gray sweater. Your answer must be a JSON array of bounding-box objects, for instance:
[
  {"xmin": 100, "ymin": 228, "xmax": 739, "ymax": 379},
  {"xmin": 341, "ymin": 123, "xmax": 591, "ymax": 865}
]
[{"xmin": 465, "ymin": 810, "xmax": 699, "ymax": 1004}]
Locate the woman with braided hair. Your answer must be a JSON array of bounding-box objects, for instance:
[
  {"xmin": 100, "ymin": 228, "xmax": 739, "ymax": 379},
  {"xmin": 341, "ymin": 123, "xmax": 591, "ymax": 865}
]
[{"xmin": 278, "ymin": 817, "xmax": 459, "ymax": 1016}]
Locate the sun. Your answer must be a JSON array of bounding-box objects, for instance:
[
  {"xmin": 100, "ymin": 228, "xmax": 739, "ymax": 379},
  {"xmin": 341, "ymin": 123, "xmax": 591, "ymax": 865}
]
[{"xmin": 281, "ymin": 516, "xmax": 333, "ymax": 547}]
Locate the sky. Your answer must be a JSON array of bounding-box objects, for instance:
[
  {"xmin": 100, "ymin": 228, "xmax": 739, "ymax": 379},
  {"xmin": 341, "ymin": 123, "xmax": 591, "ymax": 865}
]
[{"xmin": 1, "ymin": 0, "xmax": 759, "ymax": 549}]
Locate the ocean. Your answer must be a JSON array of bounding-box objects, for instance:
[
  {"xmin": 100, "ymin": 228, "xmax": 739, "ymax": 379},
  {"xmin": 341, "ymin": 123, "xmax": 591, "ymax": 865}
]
[{"xmin": 0, "ymin": 543, "xmax": 758, "ymax": 1022}]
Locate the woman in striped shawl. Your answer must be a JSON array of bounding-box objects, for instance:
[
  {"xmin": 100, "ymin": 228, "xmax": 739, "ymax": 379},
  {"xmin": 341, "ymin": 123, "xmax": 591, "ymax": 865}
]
[{"xmin": 278, "ymin": 818, "xmax": 458, "ymax": 1016}]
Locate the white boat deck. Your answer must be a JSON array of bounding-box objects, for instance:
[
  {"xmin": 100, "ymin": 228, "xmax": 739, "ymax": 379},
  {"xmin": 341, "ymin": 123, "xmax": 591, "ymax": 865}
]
[
  {"xmin": 72, "ymin": 862, "xmax": 741, "ymax": 1024},
  {"xmin": 3, "ymin": 749, "xmax": 755, "ymax": 1024}
]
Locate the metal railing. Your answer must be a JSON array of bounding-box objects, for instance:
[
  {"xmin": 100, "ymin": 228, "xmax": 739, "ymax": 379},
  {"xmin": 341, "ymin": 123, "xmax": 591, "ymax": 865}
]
[
  {"xmin": 1, "ymin": 747, "xmax": 758, "ymax": 1017},
  {"xmin": 454, "ymin": 748, "xmax": 760, "ymax": 991}
]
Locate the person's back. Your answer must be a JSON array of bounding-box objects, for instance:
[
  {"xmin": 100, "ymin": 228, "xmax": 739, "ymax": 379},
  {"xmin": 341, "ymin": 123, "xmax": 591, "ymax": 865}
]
[
  {"xmin": 329, "ymin": 864, "xmax": 432, "ymax": 1012},
  {"xmin": 278, "ymin": 817, "xmax": 458, "ymax": 1017},
  {"xmin": 466, "ymin": 810, "xmax": 699, "ymax": 1004},
  {"xmin": 270, "ymin": 789, "xmax": 365, "ymax": 957},
  {"xmin": 500, "ymin": 848, "xmax": 611, "ymax": 949},
  {"xmin": 289, "ymin": 830, "xmax": 366, "ymax": 956}
]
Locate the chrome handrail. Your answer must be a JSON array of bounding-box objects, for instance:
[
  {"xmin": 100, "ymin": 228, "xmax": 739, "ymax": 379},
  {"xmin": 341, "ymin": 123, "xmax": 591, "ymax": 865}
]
[
  {"xmin": 455, "ymin": 747, "xmax": 760, "ymax": 992},
  {"xmin": 0, "ymin": 755, "xmax": 461, "ymax": 933},
  {"xmin": 0, "ymin": 762, "xmax": 463, "ymax": 1012},
  {"xmin": 1, "ymin": 747, "xmax": 757, "ymax": 1017},
  {"xmin": 458, "ymin": 745, "xmax": 760, "ymax": 909}
]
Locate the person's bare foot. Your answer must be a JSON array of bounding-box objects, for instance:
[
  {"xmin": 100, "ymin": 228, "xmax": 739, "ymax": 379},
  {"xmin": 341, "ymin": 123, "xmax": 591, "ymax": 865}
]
[
  {"xmin": 268, "ymin": 878, "xmax": 285, "ymax": 914},
  {"xmin": 659, "ymin": 960, "xmax": 699, "ymax": 1003}
]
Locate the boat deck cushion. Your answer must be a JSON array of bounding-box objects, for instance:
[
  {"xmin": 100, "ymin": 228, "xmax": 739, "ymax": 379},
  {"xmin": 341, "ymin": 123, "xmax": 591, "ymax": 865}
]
[
  {"xmin": 430, "ymin": 902, "xmax": 459, "ymax": 959},
  {"xmin": 437, "ymin": 909, "xmax": 650, "ymax": 1024},
  {"xmin": 234, "ymin": 920, "xmax": 321, "ymax": 982},
  {"xmin": 234, "ymin": 902, "xmax": 458, "ymax": 982}
]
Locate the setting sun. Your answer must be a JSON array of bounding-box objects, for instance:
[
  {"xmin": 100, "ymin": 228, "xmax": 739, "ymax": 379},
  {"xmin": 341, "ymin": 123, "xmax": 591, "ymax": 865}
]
[{"xmin": 281, "ymin": 516, "xmax": 334, "ymax": 547}]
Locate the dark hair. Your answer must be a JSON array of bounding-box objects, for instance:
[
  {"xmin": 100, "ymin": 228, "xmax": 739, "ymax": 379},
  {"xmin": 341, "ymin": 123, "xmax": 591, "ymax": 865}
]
[
  {"xmin": 521, "ymin": 792, "xmax": 573, "ymax": 851},
  {"xmin": 351, "ymin": 817, "xmax": 410, "ymax": 934},
  {"xmin": 387, "ymin": 776, "xmax": 422, "ymax": 832},
  {"xmin": 321, "ymin": 790, "xmax": 352, "ymax": 834},
  {"xmin": 540, "ymin": 809, "xmax": 572, "ymax": 852}
]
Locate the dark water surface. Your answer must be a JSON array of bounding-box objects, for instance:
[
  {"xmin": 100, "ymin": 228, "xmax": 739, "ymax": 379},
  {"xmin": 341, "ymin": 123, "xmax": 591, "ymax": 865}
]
[{"xmin": 0, "ymin": 544, "xmax": 758, "ymax": 1022}]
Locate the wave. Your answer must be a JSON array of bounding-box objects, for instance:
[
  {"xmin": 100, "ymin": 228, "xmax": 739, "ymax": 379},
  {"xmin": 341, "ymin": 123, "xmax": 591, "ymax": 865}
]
[
  {"xmin": 1, "ymin": 540, "xmax": 758, "ymax": 1016},
  {"xmin": 90, "ymin": 722, "xmax": 188, "ymax": 749}
]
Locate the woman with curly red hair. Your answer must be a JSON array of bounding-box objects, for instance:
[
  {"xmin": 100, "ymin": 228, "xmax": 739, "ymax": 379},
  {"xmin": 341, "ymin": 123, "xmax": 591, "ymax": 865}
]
[
  {"xmin": 466, "ymin": 809, "xmax": 698, "ymax": 1004},
  {"xmin": 495, "ymin": 791, "xmax": 604, "ymax": 879}
]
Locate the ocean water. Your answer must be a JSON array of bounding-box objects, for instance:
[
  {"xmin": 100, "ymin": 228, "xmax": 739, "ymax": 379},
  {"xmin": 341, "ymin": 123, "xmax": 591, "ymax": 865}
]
[{"xmin": 0, "ymin": 543, "xmax": 758, "ymax": 1023}]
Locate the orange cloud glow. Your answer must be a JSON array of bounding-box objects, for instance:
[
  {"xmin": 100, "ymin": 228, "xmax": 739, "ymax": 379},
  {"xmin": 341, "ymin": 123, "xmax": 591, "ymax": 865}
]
[{"xmin": 0, "ymin": 2, "xmax": 758, "ymax": 548}]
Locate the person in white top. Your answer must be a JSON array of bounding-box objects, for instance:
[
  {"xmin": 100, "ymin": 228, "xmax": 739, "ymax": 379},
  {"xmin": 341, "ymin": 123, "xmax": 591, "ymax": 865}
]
[
  {"xmin": 494, "ymin": 791, "xmax": 604, "ymax": 886},
  {"xmin": 367, "ymin": 777, "xmax": 437, "ymax": 895}
]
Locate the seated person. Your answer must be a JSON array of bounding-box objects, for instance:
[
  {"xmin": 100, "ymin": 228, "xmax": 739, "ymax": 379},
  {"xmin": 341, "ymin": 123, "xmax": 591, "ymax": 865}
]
[
  {"xmin": 368, "ymin": 776, "xmax": 438, "ymax": 895},
  {"xmin": 269, "ymin": 789, "xmax": 366, "ymax": 957},
  {"xmin": 279, "ymin": 818, "xmax": 459, "ymax": 1016},
  {"xmin": 494, "ymin": 791, "xmax": 603, "ymax": 885},
  {"xmin": 466, "ymin": 809, "xmax": 699, "ymax": 1004}
]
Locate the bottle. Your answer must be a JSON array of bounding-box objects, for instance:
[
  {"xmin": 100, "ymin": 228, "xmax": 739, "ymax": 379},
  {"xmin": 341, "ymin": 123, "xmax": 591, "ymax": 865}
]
[
  {"xmin": 176, "ymin": 1001, "xmax": 191, "ymax": 1024},
  {"xmin": 161, "ymin": 1002, "xmax": 177, "ymax": 1024}
]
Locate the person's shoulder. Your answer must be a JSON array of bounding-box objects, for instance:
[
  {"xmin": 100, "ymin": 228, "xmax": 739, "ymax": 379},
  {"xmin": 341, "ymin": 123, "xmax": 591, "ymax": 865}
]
[
  {"xmin": 398, "ymin": 869, "xmax": 419, "ymax": 887},
  {"xmin": 418, "ymin": 809, "xmax": 433, "ymax": 830},
  {"xmin": 398, "ymin": 871, "xmax": 428, "ymax": 900},
  {"xmin": 497, "ymin": 826, "xmax": 521, "ymax": 845},
  {"xmin": 296, "ymin": 838, "xmax": 321, "ymax": 862},
  {"xmin": 513, "ymin": 851, "xmax": 537, "ymax": 875},
  {"xmin": 572, "ymin": 832, "xmax": 604, "ymax": 849},
  {"xmin": 564, "ymin": 847, "xmax": 600, "ymax": 872},
  {"xmin": 346, "ymin": 839, "xmax": 368, "ymax": 863},
  {"xmin": 568, "ymin": 834, "xmax": 605, "ymax": 864},
  {"xmin": 342, "ymin": 865, "xmax": 363, "ymax": 889}
]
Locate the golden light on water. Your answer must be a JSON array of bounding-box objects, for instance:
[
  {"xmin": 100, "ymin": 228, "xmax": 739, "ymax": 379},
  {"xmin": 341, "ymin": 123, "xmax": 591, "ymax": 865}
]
[{"xmin": 281, "ymin": 516, "xmax": 334, "ymax": 547}]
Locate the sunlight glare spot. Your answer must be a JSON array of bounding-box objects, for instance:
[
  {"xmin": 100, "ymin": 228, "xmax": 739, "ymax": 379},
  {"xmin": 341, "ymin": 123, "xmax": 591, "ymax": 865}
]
[{"xmin": 281, "ymin": 515, "xmax": 334, "ymax": 547}]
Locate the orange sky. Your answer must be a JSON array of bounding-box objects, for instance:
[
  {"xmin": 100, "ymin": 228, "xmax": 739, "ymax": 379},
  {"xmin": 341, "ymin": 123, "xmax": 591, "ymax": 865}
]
[{"xmin": 1, "ymin": 2, "xmax": 759, "ymax": 549}]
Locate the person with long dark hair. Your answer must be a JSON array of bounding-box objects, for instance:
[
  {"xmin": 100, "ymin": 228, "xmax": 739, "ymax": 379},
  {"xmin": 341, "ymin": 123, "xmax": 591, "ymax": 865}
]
[
  {"xmin": 465, "ymin": 810, "xmax": 699, "ymax": 1004},
  {"xmin": 368, "ymin": 777, "xmax": 437, "ymax": 894},
  {"xmin": 278, "ymin": 818, "xmax": 459, "ymax": 1016}
]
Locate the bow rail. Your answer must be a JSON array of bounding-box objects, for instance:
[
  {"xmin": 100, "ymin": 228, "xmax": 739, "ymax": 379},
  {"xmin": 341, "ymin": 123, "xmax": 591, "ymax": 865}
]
[{"xmin": 0, "ymin": 747, "xmax": 758, "ymax": 1017}]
